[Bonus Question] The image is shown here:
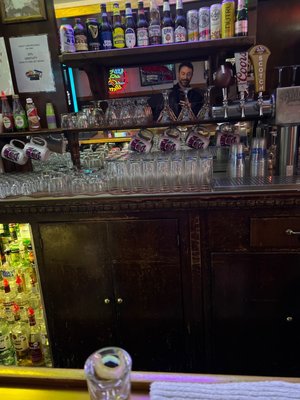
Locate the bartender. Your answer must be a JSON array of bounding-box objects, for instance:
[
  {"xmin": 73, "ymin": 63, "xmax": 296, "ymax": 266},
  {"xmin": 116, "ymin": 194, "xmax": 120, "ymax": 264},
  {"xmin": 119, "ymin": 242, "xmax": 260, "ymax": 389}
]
[{"xmin": 148, "ymin": 61, "xmax": 204, "ymax": 121}]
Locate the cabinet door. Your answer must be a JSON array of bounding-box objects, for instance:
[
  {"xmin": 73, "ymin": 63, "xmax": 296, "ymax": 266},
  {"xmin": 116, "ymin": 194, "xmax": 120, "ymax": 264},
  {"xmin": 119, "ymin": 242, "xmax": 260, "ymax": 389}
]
[
  {"xmin": 38, "ymin": 222, "xmax": 114, "ymax": 368},
  {"xmin": 108, "ymin": 219, "xmax": 187, "ymax": 372},
  {"xmin": 210, "ymin": 253, "xmax": 300, "ymax": 376}
]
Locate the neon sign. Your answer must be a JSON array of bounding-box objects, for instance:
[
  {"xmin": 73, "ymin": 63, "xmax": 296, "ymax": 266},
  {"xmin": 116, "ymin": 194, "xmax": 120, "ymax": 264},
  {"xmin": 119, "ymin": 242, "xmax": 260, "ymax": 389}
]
[{"xmin": 108, "ymin": 68, "xmax": 127, "ymax": 94}]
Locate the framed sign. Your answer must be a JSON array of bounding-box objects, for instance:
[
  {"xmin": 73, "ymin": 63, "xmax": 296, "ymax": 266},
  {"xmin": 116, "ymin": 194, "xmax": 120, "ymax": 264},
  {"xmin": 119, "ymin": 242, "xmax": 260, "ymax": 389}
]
[
  {"xmin": 0, "ymin": 0, "xmax": 46, "ymax": 24},
  {"xmin": 139, "ymin": 64, "xmax": 175, "ymax": 87}
]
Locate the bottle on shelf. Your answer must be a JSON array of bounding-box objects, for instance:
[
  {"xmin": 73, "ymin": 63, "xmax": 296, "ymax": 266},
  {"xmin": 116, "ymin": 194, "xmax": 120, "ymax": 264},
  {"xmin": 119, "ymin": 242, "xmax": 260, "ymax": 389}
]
[
  {"xmin": 12, "ymin": 95, "xmax": 28, "ymax": 132},
  {"xmin": 161, "ymin": 0, "xmax": 174, "ymax": 44},
  {"xmin": 26, "ymin": 98, "xmax": 41, "ymax": 131},
  {"xmin": 124, "ymin": 2, "xmax": 136, "ymax": 48},
  {"xmin": 28, "ymin": 307, "xmax": 45, "ymax": 366},
  {"xmin": 73, "ymin": 18, "xmax": 88, "ymax": 52},
  {"xmin": 11, "ymin": 304, "xmax": 31, "ymax": 366},
  {"xmin": 99, "ymin": 3, "xmax": 113, "ymax": 50},
  {"xmin": 174, "ymin": 0, "xmax": 187, "ymax": 43},
  {"xmin": 0, "ymin": 308, "xmax": 16, "ymax": 366},
  {"xmin": 112, "ymin": 2, "xmax": 125, "ymax": 49},
  {"xmin": 148, "ymin": 0, "xmax": 161, "ymax": 45},
  {"xmin": 86, "ymin": 18, "xmax": 101, "ymax": 51},
  {"xmin": 1, "ymin": 92, "xmax": 14, "ymax": 133},
  {"xmin": 235, "ymin": 0, "xmax": 248, "ymax": 37},
  {"xmin": 136, "ymin": 1, "xmax": 149, "ymax": 47}
]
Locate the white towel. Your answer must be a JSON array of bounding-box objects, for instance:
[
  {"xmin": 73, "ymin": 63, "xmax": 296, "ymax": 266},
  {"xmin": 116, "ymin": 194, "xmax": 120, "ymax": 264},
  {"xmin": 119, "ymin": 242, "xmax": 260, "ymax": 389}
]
[{"xmin": 150, "ymin": 380, "xmax": 300, "ymax": 399}]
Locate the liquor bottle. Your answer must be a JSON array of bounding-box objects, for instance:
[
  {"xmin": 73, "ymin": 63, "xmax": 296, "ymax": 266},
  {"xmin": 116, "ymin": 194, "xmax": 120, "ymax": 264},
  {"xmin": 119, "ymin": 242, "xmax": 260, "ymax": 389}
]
[
  {"xmin": 1, "ymin": 92, "xmax": 14, "ymax": 133},
  {"xmin": 26, "ymin": 98, "xmax": 41, "ymax": 131},
  {"xmin": 11, "ymin": 304, "xmax": 31, "ymax": 366},
  {"xmin": 235, "ymin": 0, "xmax": 248, "ymax": 36},
  {"xmin": 15, "ymin": 275, "xmax": 29, "ymax": 321},
  {"xmin": 137, "ymin": 1, "xmax": 149, "ymax": 47},
  {"xmin": 100, "ymin": 4, "xmax": 113, "ymax": 50},
  {"xmin": 28, "ymin": 307, "xmax": 45, "ymax": 366},
  {"xmin": 0, "ymin": 309, "xmax": 16, "ymax": 366},
  {"xmin": 162, "ymin": 0, "xmax": 174, "ymax": 44},
  {"xmin": 124, "ymin": 2, "xmax": 136, "ymax": 48},
  {"xmin": 46, "ymin": 102, "xmax": 57, "ymax": 129},
  {"xmin": 3, "ymin": 279, "xmax": 16, "ymax": 323},
  {"xmin": 112, "ymin": 2, "xmax": 125, "ymax": 48},
  {"xmin": 12, "ymin": 95, "xmax": 28, "ymax": 132},
  {"xmin": 73, "ymin": 18, "xmax": 88, "ymax": 51},
  {"xmin": 174, "ymin": 0, "xmax": 187, "ymax": 43},
  {"xmin": 148, "ymin": 0, "xmax": 161, "ymax": 45}
]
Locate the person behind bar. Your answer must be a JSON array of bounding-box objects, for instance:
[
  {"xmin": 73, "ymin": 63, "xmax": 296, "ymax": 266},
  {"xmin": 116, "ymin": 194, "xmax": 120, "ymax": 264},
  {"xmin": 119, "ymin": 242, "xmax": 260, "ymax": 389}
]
[{"xmin": 148, "ymin": 61, "xmax": 204, "ymax": 121}]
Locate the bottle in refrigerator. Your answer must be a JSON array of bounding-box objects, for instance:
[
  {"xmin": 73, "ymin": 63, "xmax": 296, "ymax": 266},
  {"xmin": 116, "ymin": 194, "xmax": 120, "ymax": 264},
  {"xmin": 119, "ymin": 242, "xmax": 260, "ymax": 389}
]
[
  {"xmin": 0, "ymin": 308, "xmax": 16, "ymax": 365},
  {"xmin": 11, "ymin": 304, "xmax": 31, "ymax": 366},
  {"xmin": 28, "ymin": 307, "xmax": 45, "ymax": 366},
  {"xmin": 3, "ymin": 279, "xmax": 16, "ymax": 323},
  {"xmin": 235, "ymin": 0, "xmax": 248, "ymax": 37}
]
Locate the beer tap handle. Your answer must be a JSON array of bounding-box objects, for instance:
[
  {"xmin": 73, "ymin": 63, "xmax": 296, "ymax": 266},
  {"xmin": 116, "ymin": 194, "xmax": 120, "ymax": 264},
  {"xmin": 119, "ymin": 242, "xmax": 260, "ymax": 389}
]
[{"xmin": 249, "ymin": 45, "xmax": 271, "ymax": 118}]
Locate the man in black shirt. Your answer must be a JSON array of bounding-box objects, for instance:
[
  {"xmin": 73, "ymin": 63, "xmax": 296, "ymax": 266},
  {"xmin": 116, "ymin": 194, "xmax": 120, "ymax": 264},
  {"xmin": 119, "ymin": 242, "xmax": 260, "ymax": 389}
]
[{"xmin": 148, "ymin": 62, "xmax": 204, "ymax": 121}]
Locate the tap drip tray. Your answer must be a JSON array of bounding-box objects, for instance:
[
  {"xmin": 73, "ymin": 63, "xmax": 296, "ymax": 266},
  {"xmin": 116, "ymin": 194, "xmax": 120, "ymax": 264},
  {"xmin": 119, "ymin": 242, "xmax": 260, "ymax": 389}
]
[{"xmin": 213, "ymin": 175, "xmax": 300, "ymax": 191}]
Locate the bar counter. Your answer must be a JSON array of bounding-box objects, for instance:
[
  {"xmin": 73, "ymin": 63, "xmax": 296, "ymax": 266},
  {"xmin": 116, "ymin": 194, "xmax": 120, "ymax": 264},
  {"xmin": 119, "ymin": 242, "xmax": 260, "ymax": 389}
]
[{"xmin": 1, "ymin": 366, "xmax": 300, "ymax": 400}]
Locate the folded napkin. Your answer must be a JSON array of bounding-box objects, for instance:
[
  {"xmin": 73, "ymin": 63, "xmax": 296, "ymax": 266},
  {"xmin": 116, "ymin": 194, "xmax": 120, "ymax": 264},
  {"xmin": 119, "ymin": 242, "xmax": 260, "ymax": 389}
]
[{"xmin": 150, "ymin": 380, "xmax": 300, "ymax": 399}]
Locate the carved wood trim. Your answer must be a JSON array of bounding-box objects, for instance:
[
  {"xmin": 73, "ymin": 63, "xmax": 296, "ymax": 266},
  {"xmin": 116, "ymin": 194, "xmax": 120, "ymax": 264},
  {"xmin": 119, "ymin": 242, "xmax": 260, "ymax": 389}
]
[{"xmin": 0, "ymin": 191, "xmax": 300, "ymax": 219}]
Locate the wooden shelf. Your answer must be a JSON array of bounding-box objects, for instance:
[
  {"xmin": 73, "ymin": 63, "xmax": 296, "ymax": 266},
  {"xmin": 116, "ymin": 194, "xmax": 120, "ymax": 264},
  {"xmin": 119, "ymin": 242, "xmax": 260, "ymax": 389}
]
[
  {"xmin": 0, "ymin": 113, "xmax": 268, "ymax": 139},
  {"xmin": 59, "ymin": 36, "xmax": 256, "ymax": 68}
]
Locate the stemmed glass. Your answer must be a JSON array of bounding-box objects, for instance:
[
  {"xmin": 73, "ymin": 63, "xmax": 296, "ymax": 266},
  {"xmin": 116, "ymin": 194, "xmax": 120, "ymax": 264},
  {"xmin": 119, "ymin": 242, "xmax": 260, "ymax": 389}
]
[
  {"xmin": 157, "ymin": 90, "xmax": 177, "ymax": 123},
  {"xmin": 177, "ymin": 88, "xmax": 196, "ymax": 122}
]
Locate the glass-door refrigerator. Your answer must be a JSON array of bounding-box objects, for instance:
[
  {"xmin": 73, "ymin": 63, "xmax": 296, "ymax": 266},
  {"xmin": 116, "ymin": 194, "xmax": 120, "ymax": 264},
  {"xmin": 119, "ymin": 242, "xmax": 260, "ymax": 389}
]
[{"xmin": 0, "ymin": 223, "xmax": 52, "ymax": 367}]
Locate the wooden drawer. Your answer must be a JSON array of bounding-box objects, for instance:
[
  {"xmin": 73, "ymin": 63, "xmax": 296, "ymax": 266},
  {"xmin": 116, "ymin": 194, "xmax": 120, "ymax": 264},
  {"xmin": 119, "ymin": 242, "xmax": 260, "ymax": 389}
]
[{"xmin": 250, "ymin": 217, "xmax": 300, "ymax": 248}]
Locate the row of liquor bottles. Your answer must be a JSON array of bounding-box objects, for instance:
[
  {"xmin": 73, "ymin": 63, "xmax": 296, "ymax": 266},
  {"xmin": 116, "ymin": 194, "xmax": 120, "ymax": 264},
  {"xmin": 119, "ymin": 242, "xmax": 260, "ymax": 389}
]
[
  {"xmin": 0, "ymin": 92, "xmax": 56, "ymax": 133},
  {"xmin": 60, "ymin": 0, "xmax": 248, "ymax": 53},
  {"xmin": 0, "ymin": 223, "xmax": 52, "ymax": 367}
]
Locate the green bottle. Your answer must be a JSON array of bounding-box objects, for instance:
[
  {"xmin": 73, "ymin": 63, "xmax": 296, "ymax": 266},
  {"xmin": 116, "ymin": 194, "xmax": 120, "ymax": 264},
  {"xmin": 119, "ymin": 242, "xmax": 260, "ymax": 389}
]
[{"xmin": 12, "ymin": 95, "xmax": 28, "ymax": 132}]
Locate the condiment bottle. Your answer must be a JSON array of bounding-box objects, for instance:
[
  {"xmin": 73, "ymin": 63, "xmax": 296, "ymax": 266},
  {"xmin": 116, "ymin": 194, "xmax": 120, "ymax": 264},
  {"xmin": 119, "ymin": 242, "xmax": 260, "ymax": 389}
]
[
  {"xmin": 26, "ymin": 98, "xmax": 41, "ymax": 131},
  {"xmin": 1, "ymin": 91, "xmax": 14, "ymax": 133}
]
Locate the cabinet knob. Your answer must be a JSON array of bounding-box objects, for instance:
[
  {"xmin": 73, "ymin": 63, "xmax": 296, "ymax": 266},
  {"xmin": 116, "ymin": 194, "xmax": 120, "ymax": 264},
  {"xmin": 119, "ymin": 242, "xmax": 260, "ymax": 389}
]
[
  {"xmin": 285, "ymin": 229, "xmax": 300, "ymax": 236},
  {"xmin": 286, "ymin": 316, "xmax": 293, "ymax": 322},
  {"xmin": 104, "ymin": 298, "xmax": 111, "ymax": 304},
  {"xmin": 117, "ymin": 298, "xmax": 123, "ymax": 304}
]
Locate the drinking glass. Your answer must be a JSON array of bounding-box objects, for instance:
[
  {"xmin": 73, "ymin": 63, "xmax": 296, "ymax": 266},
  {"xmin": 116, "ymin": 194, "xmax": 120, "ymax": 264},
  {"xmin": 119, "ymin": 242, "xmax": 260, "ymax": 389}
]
[
  {"xmin": 177, "ymin": 88, "xmax": 196, "ymax": 122},
  {"xmin": 84, "ymin": 347, "xmax": 132, "ymax": 400},
  {"xmin": 157, "ymin": 90, "xmax": 177, "ymax": 123}
]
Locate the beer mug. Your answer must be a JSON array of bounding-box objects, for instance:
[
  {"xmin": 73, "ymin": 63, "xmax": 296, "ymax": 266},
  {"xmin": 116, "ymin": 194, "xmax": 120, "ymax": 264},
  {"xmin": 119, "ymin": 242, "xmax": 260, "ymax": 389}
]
[
  {"xmin": 24, "ymin": 136, "xmax": 51, "ymax": 161},
  {"xmin": 1, "ymin": 139, "xmax": 28, "ymax": 165}
]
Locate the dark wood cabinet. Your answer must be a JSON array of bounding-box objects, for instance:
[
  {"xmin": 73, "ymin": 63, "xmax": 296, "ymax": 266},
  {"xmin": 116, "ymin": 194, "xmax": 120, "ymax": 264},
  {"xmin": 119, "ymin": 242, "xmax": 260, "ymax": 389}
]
[
  {"xmin": 210, "ymin": 253, "xmax": 300, "ymax": 376},
  {"xmin": 204, "ymin": 209, "xmax": 300, "ymax": 377},
  {"xmin": 37, "ymin": 217, "xmax": 191, "ymax": 371}
]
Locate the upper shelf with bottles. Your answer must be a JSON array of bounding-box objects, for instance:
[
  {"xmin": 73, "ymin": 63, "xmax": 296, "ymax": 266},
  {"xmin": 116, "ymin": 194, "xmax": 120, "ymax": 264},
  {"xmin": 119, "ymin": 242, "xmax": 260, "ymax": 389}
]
[{"xmin": 59, "ymin": 36, "xmax": 256, "ymax": 68}]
